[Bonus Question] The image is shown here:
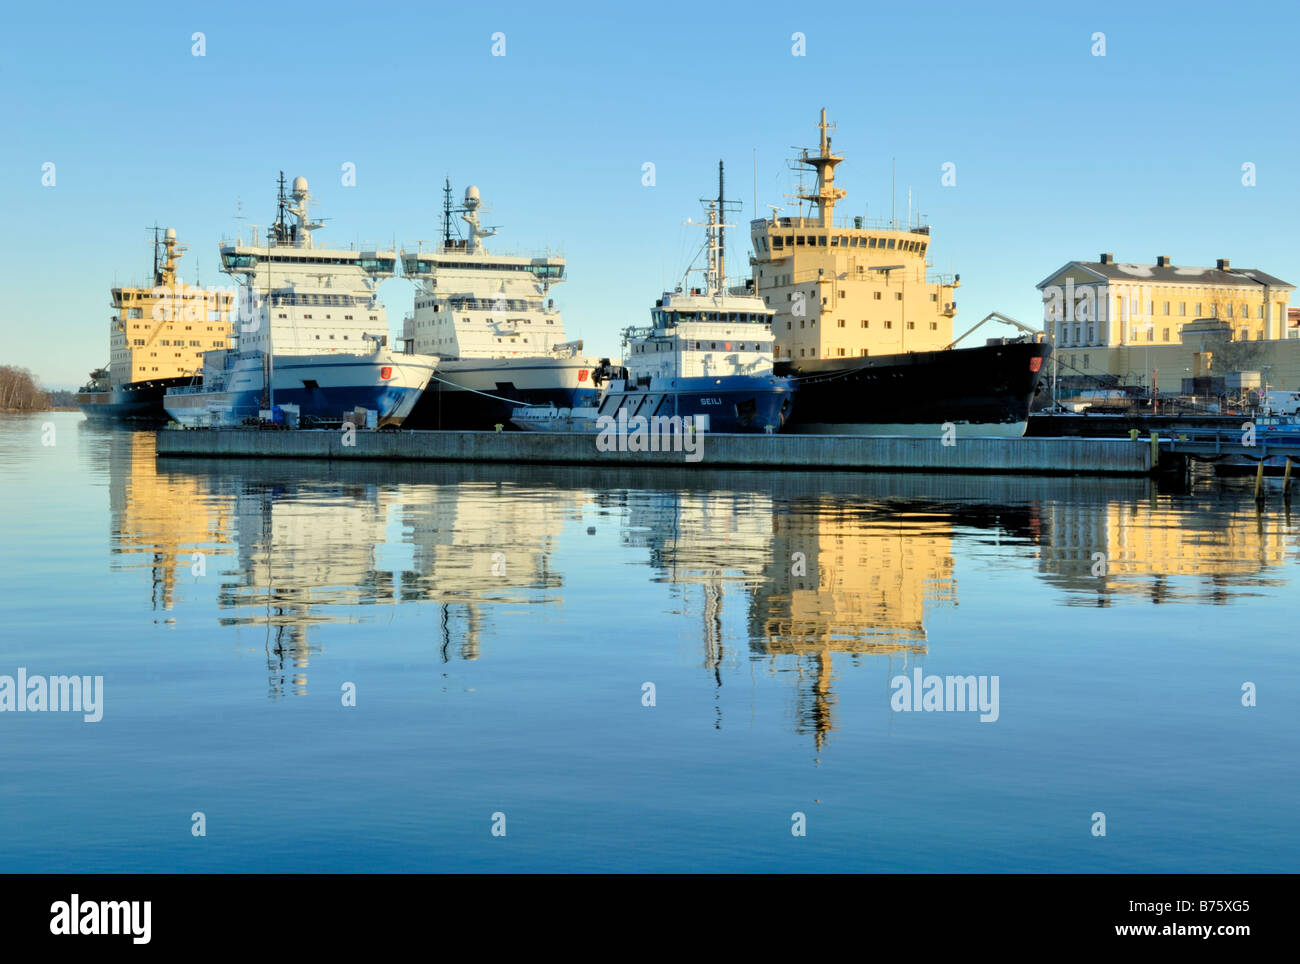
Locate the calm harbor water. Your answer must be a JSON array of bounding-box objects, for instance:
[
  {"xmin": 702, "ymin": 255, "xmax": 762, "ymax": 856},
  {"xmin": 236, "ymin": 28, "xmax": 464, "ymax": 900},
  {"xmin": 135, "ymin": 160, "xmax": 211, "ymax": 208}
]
[{"xmin": 1, "ymin": 411, "xmax": 1296, "ymax": 872}]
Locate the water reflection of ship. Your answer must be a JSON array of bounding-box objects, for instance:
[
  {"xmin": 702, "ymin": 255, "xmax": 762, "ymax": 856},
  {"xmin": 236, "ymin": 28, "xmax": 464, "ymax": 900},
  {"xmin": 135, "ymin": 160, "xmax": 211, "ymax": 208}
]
[
  {"xmin": 401, "ymin": 477, "xmax": 576, "ymax": 661},
  {"xmin": 217, "ymin": 478, "xmax": 398, "ymax": 696},
  {"xmin": 128, "ymin": 450, "xmax": 1296, "ymax": 720},
  {"xmin": 611, "ymin": 473, "xmax": 1047, "ymax": 752},
  {"xmin": 616, "ymin": 487, "xmax": 776, "ymax": 729},
  {"xmin": 154, "ymin": 458, "xmax": 576, "ymax": 694},
  {"xmin": 97, "ymin": 427, "xmax": 232, "ymax": 611}
]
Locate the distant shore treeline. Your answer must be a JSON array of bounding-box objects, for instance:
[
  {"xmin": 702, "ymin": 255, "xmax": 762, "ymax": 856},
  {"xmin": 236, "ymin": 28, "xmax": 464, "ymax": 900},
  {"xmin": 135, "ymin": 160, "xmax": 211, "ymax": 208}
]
[{"xmin": 0, "ymin": 365, "xmax": 74, "ymax": 411}]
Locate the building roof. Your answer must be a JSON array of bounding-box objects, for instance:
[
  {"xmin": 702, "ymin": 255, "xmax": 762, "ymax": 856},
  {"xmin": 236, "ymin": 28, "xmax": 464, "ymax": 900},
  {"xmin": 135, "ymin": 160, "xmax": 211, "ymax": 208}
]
[{"xmin": 1037, "ymin": 260, "xmax": 1294, "ymax": 290}]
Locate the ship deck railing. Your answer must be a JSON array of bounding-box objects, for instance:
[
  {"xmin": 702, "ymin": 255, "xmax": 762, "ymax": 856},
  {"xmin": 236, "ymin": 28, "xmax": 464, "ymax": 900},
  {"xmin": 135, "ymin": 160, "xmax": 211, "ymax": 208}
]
[{"xmin": 753, "ymin": 215, "xmax": 932, "ymax": 234}]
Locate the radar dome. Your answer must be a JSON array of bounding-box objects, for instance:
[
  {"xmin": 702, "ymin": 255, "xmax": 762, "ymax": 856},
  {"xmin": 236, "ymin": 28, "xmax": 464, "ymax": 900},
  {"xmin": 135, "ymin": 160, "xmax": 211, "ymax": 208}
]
[
  {"xmin": 464, "ymin": 185, "xmax": 480, "ymax": 207},
  {"xmin": 164, "ymin": 227, "xmax": 177, "ymax": 240},
  {"xmin": 292, "ymin": 176, "xmax": 309, "ymax": 194}
]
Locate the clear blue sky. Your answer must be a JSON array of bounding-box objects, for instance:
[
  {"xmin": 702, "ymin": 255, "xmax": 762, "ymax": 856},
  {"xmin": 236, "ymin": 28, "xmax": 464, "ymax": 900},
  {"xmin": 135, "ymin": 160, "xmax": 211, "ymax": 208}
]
[{"xmin": 3, "ymin": 0, "xmax": 1297, "ymax": 388}]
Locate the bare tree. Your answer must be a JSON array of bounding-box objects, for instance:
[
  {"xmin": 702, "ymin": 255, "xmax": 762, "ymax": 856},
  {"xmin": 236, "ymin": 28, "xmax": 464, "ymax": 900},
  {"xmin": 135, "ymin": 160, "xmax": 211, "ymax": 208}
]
[{"xmin": 0, "ymin": 365, "xmax": 51, "ymax": 411}]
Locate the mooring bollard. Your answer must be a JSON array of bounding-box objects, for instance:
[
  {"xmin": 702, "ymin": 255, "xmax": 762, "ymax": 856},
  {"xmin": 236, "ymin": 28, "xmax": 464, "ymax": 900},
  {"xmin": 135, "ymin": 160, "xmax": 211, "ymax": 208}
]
[
  {"xmin": 1129, "ymin": 428, "xmax": 1138, "ymax": 442},
  {"xmin": 1149, "ymin": 430, "xmax": 1159, "ymax": 470}
]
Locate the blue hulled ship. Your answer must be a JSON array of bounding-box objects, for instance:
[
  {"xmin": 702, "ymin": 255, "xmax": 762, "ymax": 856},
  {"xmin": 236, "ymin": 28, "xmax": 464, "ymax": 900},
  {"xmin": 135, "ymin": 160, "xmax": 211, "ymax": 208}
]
[{"xmin": 512, "ymin": 163, "xmax": 795, "ymax": 434}]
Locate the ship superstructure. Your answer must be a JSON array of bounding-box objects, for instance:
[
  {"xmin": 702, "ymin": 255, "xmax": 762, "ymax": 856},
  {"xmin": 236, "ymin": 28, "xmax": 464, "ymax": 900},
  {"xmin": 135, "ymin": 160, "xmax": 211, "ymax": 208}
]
[
  {"xmin": 751, "ymin": 109, "xmax": 958, "ymax": 363},
  {"xmin": 753, "ymin": 109, "xmax": 1048, "ymax": 436},
  {"xmin": 76, "ymin": 228, "xmax": 234, "ymax": 421},
  {"xmin": 399, "ymin": 181, "xmax": 603, "ymax": 429},
  {"xmin": 164, "ymin": 174, "xmax": 439, "ymax": 427}
]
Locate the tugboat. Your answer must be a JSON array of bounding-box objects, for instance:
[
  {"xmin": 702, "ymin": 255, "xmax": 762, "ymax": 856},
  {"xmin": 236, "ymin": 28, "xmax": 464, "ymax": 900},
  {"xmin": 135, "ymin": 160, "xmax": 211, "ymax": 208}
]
[
  {"xmin": 76, "ymin": 227, "xmax": 234, "ymax": 422},
  {"xmin": 513, "ymin": 163, "xmax": 794, "ymax": 434}
]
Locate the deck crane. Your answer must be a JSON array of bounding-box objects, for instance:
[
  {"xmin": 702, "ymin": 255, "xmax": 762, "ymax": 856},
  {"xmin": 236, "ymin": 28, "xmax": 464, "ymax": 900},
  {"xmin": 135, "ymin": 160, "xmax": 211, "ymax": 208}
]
[{"xmin": 941, "ymin": 311, "xmax": 1044, "ymax": 351}]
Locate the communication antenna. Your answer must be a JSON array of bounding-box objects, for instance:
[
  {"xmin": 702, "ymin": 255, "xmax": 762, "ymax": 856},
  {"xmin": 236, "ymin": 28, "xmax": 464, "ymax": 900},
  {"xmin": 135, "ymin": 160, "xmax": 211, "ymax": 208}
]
[
  {"xmin": 148, "ymin": 224, "xmax": 161, "ymax": 285},
  {"xmin": 272, "ymin": 171, "xmax": 291, "ymax": 244},
  {"xmin": 891, "ymin": 158, "xmax": 896, "ymax": 229},
  {"xmin": 441, "ymin": 177, "xmax": 469, "ymax": 248}
]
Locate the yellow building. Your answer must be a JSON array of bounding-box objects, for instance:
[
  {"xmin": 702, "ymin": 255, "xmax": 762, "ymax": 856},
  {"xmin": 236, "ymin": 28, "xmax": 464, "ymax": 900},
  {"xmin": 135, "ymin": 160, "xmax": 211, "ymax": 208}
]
[
  {"xmin": 108, "ymin": 228, "xmax": 234, "ymax": 387},
  {"xmin": 1036, "ymin": 254, "xmax": 1295, "ymax": 384},
  {"xmin": 749, "ymin": 110, "xmax": 959, "ymax": 362}
]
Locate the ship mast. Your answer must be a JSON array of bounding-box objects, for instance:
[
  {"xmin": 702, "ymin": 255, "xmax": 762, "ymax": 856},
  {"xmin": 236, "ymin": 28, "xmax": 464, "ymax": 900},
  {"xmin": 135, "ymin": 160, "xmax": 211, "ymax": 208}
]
[
  {"xmin": 698, "ymin": 160, "xmax": 741, "ymax": 295},
  {"xmin": 797, "ymin": 107, "xmax": 847, "ymax": 228},
  {"xmin": 717, "ymin": 160, "xmax": 726, "ymax": 290}
]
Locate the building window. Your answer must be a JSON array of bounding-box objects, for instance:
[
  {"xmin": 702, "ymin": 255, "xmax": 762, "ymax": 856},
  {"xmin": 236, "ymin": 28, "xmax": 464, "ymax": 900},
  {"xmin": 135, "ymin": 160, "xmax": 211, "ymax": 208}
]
[
  {"xmin": 837, "ymin": 348, "xmax": 846, "ymax": 356},
  {"xmin": 860, "ymin": 320, "xmax": 868, "ymax": 328},
  {"xmin": 931, "ymin": 293, "xmax": 938, "ymax": 301},
  {"xmin": 1083, "ymin": 355, "xmax": 1089, "ymax": 369},
  {"xmin": 839, "ymin": 290, "xmax": 846, "ymax": 298},
  {"xmin": 1195, "ymin": 303, "xmax": 1202, "ymax": 316},
  {"xmin": 884, "ymin": 320, "xmax": 893, "ymax": 329},
  {"xmin": 860, "ymin": 348, "xmax": 869, "ymax": 356},
  {"xmin": 907, "ymin": 321, "xmax": 915, "ymax": 330},
  {"xmin": 1162, "ymin": 328, "xmax": 1169, "ymax": 341},
  {"xmin": 894, "ymin": 292, "xmax": 902, "ymax": 301},
  {"xmin": 837, "ymin": 319, "xmax": 845, "ymax": 328},
  {"xmin": 873, "ymin": 292, "xmax": 882, "ymax": 300},
  {"xmin": 1257, "ymin": 304, "xmax": 1265, "ymax": 319},
  {"xmin": 1179, "ymin": 303, "xmax": 1186, "ymax": 316},
  {"xmin": 929, "ymin": 322, "xmax": 938, "ymax": 330}
]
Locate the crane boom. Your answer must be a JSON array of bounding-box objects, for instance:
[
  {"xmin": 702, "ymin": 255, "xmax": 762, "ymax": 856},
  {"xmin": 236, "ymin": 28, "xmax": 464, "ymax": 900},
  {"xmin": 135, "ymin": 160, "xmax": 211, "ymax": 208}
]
[{"xmin": 943, "ymin": 311, "xmax": 1043, "ymax": 351}]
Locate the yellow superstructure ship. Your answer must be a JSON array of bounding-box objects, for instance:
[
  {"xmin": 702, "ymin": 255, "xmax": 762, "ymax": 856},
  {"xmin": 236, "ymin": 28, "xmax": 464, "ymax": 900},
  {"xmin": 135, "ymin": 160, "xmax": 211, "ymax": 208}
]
[{"xmin": 76, "ymin": 227, "xmax": 234, "ymax": 421}]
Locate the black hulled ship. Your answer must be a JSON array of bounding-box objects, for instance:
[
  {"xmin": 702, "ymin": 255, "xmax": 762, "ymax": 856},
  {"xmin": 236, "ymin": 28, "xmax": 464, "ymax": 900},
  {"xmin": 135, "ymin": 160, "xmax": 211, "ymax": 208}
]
[{"xmin": 752, "ymin": 110, "xmax": 1049, "ymax": 435}]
